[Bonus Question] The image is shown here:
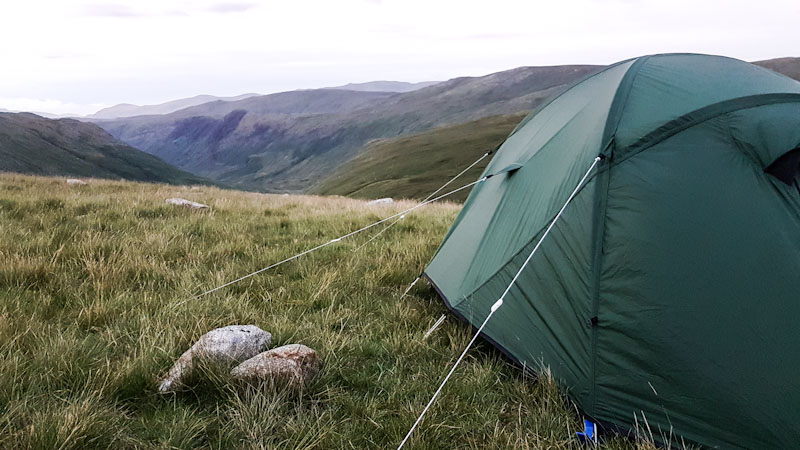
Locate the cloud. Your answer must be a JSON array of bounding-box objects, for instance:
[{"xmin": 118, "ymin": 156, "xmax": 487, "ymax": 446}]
[
  {"xmin": 81, "ymin": 3, "xmax": 142, "ymax": 17},
  {"xmin": 206, "ymin": 2, "xmax": 257, "ymax": 13},
  {"xmin": 466, "ymin": 32, "xmax": 529, "ymax": 40},
  {"xmin": 78, "ymin": 2, "xmax": 257, "ymax": 19},
  {"xmin": 43, "ymin": 52, "xmax": 83, "ymax": 60}
]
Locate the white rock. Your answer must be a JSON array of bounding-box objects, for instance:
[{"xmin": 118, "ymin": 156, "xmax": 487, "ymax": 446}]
[
  {"xmin": 165, "ymin": 197, "xmax": 209, "ymax": 209},
  {"xmin": 230, "ymin": 344, "xmax": 322, "ymax": 386},
  {"xmin": 158, "ymin": 325, "xmax": 272, "ymax": 393},
  {"xmin": 66, "ymin": 179, "xmax": 87, "ymax": 185},
  {"xmin": 367, "ymin": 198, "xmax": 393, "ymax": 206}
]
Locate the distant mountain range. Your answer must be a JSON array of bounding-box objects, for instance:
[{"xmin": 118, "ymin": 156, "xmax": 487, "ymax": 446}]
[
  {"xmin": 0, "ymin": 108, "xmax": 78, "ymax": 119},
  {"xmin": 87, "ymin": 93, "xmax": 260, "ymax": 119},
  {"xmin": 88, "ymin": 81, "xmax": 439, "ymax": 119},
  {"xmin": 95, "ymin": 64, "xmax": 603, "ymax": 192},
  {"xmin": 0, "ymin": 112, "xmax": 212, "ymax": 185}
]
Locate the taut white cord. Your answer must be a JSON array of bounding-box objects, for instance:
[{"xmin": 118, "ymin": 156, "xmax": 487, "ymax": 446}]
[{"xmin": 194, "ymin": 176, "xmax": 489, "ymax": 299}]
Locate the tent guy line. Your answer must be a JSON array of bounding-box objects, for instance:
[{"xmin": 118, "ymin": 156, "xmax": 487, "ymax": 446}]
[
  {"xmin": 397, "ymin": 155, "xmax": 603, "ymax": 449},
  {"xmin": 353, "ymin": 150, "xmax": 493, "ymax": 253},
  {"xmin": 193, "ymin": 170, "xmax": 493, "ymax": 299}
]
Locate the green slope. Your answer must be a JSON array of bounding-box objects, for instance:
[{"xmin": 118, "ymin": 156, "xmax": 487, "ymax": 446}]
[
  {"xmin": 0, "ymin": 112, "xmax": 212, "ymax": 185},
  {"xmin": 311, "ymin": 113, "xmax": 526, "ymax": 201}
]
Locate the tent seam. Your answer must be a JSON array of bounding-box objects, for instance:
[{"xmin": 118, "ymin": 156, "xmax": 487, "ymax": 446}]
[
  {"xmin": 587, "ymin": 56, "xmax": 648, "ymax": 415},
  {"xmin": 613, "ymin": 93, "xmax": 800, "ymax": 165},
  {"xmin": 601, "ymin": 56, "xmax": 650, "ymax": 146}
]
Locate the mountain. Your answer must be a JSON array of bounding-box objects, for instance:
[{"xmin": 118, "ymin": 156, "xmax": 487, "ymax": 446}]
[
  {"xmin": 88, "ymin": 93, "xmax": 260, "ymax": 119},
  {"xmin": 755, "ymin": 57, "xmax": 800, "ymax": 82},
  {"xmin": 0, "ymin": 112, "xmax": 212, "ymax": 185},
  {"xmin": 327, "ymin": 80, "xmax": 441, "ymax": 92},
  {"xmin": 147, "ymin": 89, "xmax": 399, "ymax": 119},
  {"xmin": 30, "ymin": 111, "xmax": 81, "ymax": 119},
  {"xmin": 311, "ymin": 113, "xmax": 526, "ymax": 201},
  {"xmin": 96, "ymin": 65, "xmax": 602, "ymax": 192}
]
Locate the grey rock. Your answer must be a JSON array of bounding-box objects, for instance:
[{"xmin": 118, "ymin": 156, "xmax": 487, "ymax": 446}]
[
  {"xmin": 230, "ymin": 344, "xmax": 322, "ymax": 386},
  {"xmin": 165, "ymin": 197, "xmax": 209, "ymax": 209},
  {"xmin": 159, "ymin": 325, "xmax": 271, "ymax": 393},
  {"xmin": 367, "ymin": 198, "xmax": 393, "ymax": 206}
]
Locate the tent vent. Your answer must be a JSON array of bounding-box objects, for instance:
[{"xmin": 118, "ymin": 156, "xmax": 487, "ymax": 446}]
[
  {"xmin": 493, "ymin": 163, "xmax": 523, "ymax": 177},
  {"xmin": 765, "ymin": 147, "xmax": 800, "ymax": 193}
]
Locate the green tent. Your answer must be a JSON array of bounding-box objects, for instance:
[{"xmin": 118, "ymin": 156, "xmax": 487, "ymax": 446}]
[{"xmin": 424, "ymin": 54, "xmax": 800, "ymax": 448}]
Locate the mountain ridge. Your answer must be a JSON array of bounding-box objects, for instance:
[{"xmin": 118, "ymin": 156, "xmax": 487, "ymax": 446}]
[
  {"xmin": 96, "ymin": 64, "xmax": 603, "ymax": 192},
  {"xmin": 93, "ymin": 57, "xmax": 800, "ymax": 194},
  {"xmin": 88, "ymin": 93, "xmax": 260, "ymax": 119},
  {"xmin": 326, "ymin": 80, "xmax": 441, "ymax": 92}
]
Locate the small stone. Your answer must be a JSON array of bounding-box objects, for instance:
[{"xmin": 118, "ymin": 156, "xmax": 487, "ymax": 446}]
[
  {"xmin": 158, "ymin": 325, "xmax": 272, "ymax": 393},
  {"xmin": 165, "ymin": 197, "xmax": 209, "ymax": 209},
  {"xmin": 66, "ymin": 179, "xmax": 87, "ymax": 185},
  {"xmin": 231, "ymin": 344, "xmax": 322, "ymax": 386},
  {"xmin": 367, "ymin": 198, "xmax": 393, "ymax": 206}
]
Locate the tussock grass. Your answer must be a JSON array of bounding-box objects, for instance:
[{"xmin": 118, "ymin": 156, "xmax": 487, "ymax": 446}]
[{"xmin": 0, "ymin": 173, "xmax": 646, "ymax": 448}]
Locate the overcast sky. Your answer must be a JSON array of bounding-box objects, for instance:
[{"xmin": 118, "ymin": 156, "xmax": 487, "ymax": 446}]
[{"xmin": 1, "ymin": 0, "xmax": 797, "ymax": 115}]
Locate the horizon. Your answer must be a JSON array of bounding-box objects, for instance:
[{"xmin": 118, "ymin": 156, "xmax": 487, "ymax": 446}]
[{"xmin": 2, "ymin": 0, "xmax": 798, "ymax": 115}]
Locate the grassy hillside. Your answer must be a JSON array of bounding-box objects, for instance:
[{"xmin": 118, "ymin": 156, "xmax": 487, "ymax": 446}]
[
  {"xmin": 0, "ymin": 113, "xmax": 212, "ymax": 186},
  {"xmin": 0, "ymin": 174, "xmax": 654, "ymax": 449},
  {"xmin": 312, "ymin": 114, "xmax": 526, "ymax": 201}
]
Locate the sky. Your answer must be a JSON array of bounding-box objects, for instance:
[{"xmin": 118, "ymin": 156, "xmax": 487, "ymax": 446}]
[{"xmin": 1, "ymin": 0, "xmax": 797, "ymax": 116}]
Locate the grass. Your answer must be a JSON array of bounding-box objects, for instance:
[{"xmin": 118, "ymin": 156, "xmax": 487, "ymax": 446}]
[
  {"xmin": 0, "ymin": 173, "xmax": 654, "ymax": 449},
  {"xmin": 311, "ymin": 114, "xmax": 526, "ymax": 202}
]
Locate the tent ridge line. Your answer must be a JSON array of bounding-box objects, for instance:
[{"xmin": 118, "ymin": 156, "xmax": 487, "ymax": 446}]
[{"xmin": 601, "ymin": 56, "xmax": 650, "ymax": 149}]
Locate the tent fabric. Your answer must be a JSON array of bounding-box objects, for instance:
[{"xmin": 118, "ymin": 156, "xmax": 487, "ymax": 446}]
[{"xmin": 423, "ymin": 54, "xmax": 800, "ymax": 449}]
